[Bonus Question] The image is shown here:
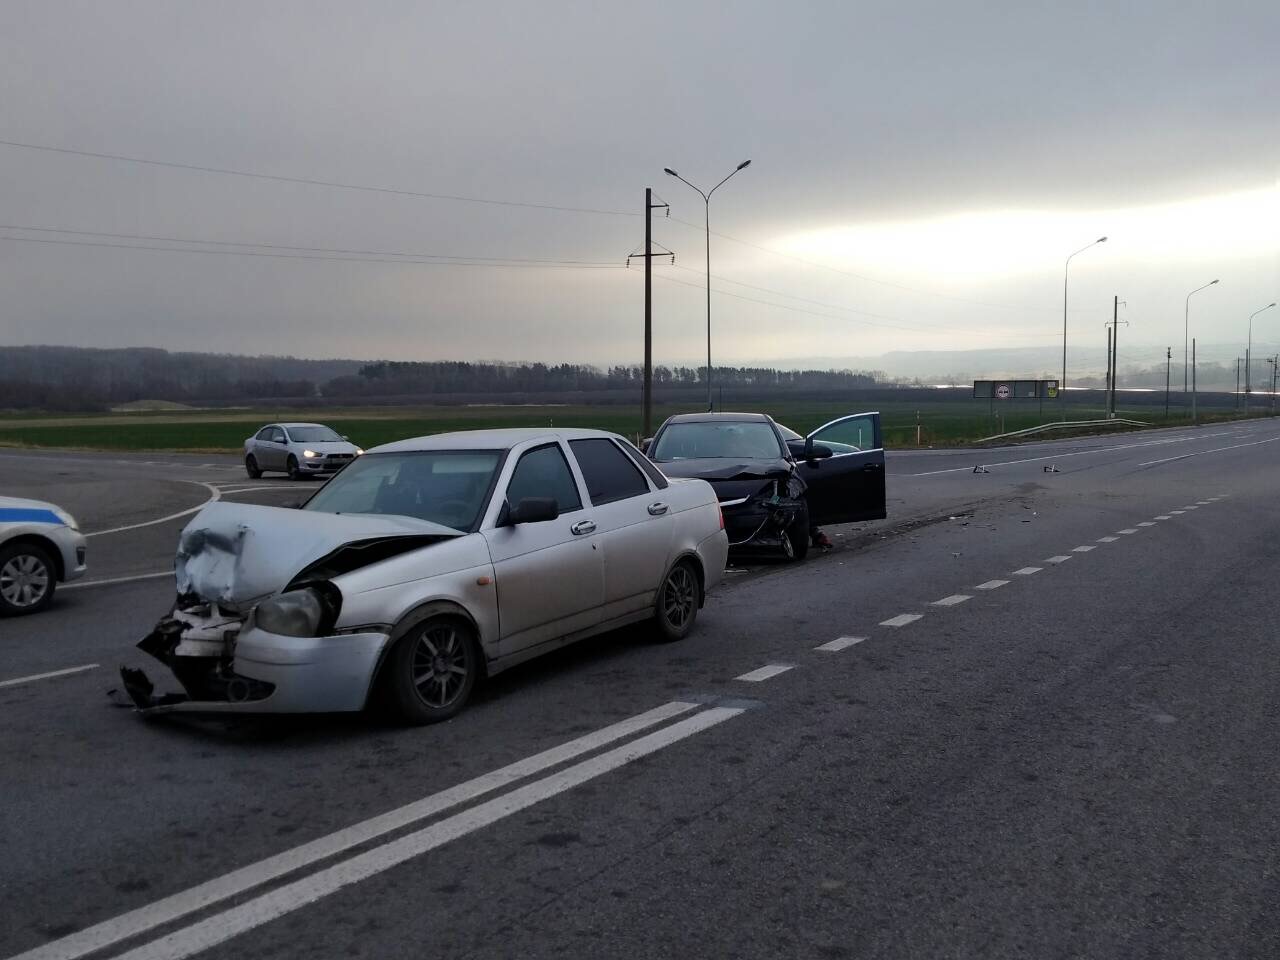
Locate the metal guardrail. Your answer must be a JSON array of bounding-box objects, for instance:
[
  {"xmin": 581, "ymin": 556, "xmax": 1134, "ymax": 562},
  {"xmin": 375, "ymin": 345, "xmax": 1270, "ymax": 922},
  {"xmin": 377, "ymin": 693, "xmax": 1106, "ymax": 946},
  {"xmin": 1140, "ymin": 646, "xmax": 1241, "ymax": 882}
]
[{"xmin": 977, "ymin": 418, "xmax": 1149, "ymax": 444}]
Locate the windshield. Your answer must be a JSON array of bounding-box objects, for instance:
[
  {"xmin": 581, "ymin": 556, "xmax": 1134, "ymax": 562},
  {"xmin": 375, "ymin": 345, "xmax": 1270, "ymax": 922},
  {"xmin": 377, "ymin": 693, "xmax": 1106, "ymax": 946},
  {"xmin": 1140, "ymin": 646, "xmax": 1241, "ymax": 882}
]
[
  {"xmin": 650, "ymin": 421, "xmax": 784, "ymax": 461},
  {"xmin": 287, "ymin": 426, "xmax": 345, "ymax": 443},
  {"xmin": 303, "ymin": 450, "xmax": 502, "ymax": 530}
]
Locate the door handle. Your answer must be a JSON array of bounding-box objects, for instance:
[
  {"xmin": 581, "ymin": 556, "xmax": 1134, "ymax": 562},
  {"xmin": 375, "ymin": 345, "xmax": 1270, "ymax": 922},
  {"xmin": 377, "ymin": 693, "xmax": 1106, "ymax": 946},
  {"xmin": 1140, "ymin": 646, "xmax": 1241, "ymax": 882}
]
[
  {"xmin": 647, "ymin": 502, "xmax": 669, "ymax": 516},
  {"xmin": 571, "ymin": 519, "xmax": 597, "ymax": 536},
  {"xmin": 862, "ymin": 463, "xmax": 883, "ymax": 471}
]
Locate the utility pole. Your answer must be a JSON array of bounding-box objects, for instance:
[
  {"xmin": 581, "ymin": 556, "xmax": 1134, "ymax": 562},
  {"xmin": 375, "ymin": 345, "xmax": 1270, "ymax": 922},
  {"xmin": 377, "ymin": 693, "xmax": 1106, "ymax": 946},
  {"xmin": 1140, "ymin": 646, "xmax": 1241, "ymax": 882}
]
[
  {"xmin": 1236, "ymin": 358, "xmax": 1241, "ymax": 410},
  {"xmin": 1104, "ymin": 325, "xmax": 1113, "ymax": 418},
  {"xmin": 1111, "ymin": 296, "xmax": 1118, "ymax": 417},
  {"xmin": 628, "ymin": 189, "xmax": 670, "ymax": 440},
  {"xmin": 1164, "ymin": 347, "xmax": 1171, "ymax": 419}
]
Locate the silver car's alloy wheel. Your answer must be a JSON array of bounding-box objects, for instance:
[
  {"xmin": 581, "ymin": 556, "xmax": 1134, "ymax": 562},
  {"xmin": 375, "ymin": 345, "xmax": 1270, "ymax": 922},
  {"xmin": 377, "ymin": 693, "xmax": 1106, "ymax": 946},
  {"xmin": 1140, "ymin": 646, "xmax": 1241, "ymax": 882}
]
[
  {"xmin": 661, "ymin": 564, "xmax": 697, "ymax": 630},
  {"xmin": 1, "ymin": 553, "xmax": 51, "ymax": 608},
  {"xmin": 411, "ymin": 623, "xmax": 469, "ymax": 708}
]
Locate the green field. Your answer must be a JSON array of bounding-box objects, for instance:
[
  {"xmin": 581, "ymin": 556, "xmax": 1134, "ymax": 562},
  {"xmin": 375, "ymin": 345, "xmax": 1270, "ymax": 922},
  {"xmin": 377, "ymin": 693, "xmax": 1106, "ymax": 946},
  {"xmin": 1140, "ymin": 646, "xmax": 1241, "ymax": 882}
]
[{"xmin": 0, "ymin": 397, "xmax": 1269, "ymax": 453}]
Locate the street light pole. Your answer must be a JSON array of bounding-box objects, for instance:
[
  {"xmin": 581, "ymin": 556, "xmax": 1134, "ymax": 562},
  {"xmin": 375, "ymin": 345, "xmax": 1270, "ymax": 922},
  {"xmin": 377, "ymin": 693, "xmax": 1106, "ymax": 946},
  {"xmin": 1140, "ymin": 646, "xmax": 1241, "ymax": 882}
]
[
  {"xmin": 1184, "ymin": 279, "xmax": 1219, "ymax": 394},
  {"xmin": 1245, "ymin": 302, "xmax": 1277, "ymax": 415},
  {"xmin": 1062, "ymin": 237, "xmax": 1107, "ymax": 420},
  {"xmin": 664, "ymin": 160, "xmax": 752, "ymax": 411}
]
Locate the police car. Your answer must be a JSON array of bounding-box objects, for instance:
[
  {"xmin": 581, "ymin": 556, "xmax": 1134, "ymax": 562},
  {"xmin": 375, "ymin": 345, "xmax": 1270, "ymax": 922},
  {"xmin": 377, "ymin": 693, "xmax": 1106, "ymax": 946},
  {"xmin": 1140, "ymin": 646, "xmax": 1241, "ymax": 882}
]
[{"xmin": 0, "ymin": 497, "xmax": 88, "ymax": 615}]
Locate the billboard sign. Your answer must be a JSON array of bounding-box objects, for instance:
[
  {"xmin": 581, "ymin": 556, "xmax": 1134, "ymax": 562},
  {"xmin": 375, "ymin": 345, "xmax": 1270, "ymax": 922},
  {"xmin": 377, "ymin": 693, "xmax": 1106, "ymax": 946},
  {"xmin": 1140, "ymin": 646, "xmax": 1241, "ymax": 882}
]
[{"xmin": 973, "ymin": 379, "xmax": 1059, "ymax": 399}]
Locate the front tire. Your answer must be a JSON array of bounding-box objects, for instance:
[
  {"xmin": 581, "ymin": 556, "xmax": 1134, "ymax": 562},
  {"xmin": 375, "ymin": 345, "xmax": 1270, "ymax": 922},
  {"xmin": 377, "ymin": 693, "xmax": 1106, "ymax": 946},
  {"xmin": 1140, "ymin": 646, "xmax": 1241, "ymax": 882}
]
[
  {"xmin": 287, "ymin": 455, "xmax": 304, "ymax": 481},
  {"xmin": 245, "ymin": 454, "xmax": 262, "ymax": 479},
  {"xmin": 376, "ymin": 616, "xmax": 480, "ymax": 724},
  {"xmin": 0, "ymin": 542, "xmax": 57, "ymax": 616},
  {"xmin": 785, "ymin": 501, "xmax": 811, "ymax": 562},
  {"xmin": 654, "ymin": 559, "xmax": 701, "ymax": 642}
]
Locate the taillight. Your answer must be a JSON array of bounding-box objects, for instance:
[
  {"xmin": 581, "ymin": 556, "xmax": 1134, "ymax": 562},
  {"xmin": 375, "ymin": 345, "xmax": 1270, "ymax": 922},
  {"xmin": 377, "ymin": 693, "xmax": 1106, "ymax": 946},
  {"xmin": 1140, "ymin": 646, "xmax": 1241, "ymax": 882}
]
[{"xmin": 718, "ymin": 502, "xmax": 725, "ymax": 530}]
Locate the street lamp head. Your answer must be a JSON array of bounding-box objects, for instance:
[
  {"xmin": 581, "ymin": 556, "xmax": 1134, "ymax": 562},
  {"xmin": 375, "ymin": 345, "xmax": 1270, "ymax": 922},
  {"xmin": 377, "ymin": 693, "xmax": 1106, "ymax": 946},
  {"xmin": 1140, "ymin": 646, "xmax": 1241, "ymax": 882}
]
[
  {"xmin": 1210, "ymin": 279, "xmax": 1219, "ymax": 284},
  {"xmin": 663, "ymin": 168, "xmax": 678, "ymax": 177},
  {"xmin": 1097, "ymin": 236, "xmax": 1108, "ymax": 243},
  {"xmin": 736, "ymin": 159, "xmax": 752, "ymax": 170}
]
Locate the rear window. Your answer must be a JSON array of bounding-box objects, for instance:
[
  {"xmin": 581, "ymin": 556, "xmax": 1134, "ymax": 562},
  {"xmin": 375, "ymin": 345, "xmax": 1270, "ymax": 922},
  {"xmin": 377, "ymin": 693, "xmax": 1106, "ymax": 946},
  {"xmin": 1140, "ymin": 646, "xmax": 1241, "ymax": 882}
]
[{"xmin": 569, "ymin": 438, "xmax": 650, "ymax": 505}]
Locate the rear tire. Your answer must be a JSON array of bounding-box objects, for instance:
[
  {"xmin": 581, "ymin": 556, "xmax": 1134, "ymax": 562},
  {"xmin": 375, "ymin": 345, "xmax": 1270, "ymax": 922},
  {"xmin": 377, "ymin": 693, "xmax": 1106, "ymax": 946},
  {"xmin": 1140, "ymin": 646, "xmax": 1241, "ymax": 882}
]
[
  {"xmin": 287, "ymin": 455, "xmax": 304, "ymax": 481},
  {"xmin": 245, "ymin": 455, "xmax": 262, "ymax": 479},
  {"xmin": 0, "ymin": 542, "xmax": 57, "ymax": 616},
  {"xmin": 654, "ymin": 559, "xmax": 701, "ymax": 642},
  {"xmin": 375, "ymin": 616, "xmax": 480, "ymax": 725}
]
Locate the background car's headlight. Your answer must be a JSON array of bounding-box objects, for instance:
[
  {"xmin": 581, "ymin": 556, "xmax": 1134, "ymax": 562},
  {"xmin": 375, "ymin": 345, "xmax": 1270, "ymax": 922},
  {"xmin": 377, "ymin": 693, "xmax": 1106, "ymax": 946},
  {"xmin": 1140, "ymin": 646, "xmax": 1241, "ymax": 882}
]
[
  {"xmin": 52, "ymin": 507, "xmax": 79, "ymax": 531},
  {"xmin": 355, "ymin": 448, "xmax": 364, "ymax": 456},
  {"xmin": 254, "ymin": 584, "xmax": 341, "ymax": 637},
  {"xmin": 303, "ymin": 449, "xmax": 318, "ymax": 459}
]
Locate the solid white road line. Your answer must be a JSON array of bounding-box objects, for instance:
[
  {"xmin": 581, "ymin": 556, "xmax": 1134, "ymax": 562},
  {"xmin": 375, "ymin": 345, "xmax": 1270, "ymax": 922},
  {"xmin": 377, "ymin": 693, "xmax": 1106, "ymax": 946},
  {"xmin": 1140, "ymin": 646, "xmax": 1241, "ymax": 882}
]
[
  {"xmin": 975, "ymin": 579, "xmax": 1009, "ymax": 590},
  {"xmin": 1044, "ymin": 555, "xmax": 1072, "ymax": 564},
  {"xmin": 0, "ymin": 664, "xmax": 99, "ymax": 689},
  {"xmin": 1137, "ymin": 435, "xmax": 1280, "ymax": 467},
  {"xmin": 1012, "ymin": 567, "xmax": 1042, "ymax": 576},
  {"xmin": 62, "ymin": 571, "xmax": 171, "ymax": 591},
  {"xmin": 1137, "ymin": 521, "xmax": 1156, "ymax": 527},
  {"xmin": 1117, "ymin": 528, "xmax": 1139, "ymax": 535},
  {"xmin": 930, "ymin": 594, "xmax": 971, "ymax": 606},
  {"xmin": 815, "ymin": 636, "xmax": 866, "ymax": 652},
  {"xmin": 879, "ymin": 613, "xmax": 922, "ymax": 627},
  {"xmin": 905, "ymin": 428, "xmax": 1246, "ymax": 477},
  {"xmin": 735, "ymin": 663, "xmax": 795, "ymax": 682},
  {"xmin": 10, "ymin": 700, "xmax": 700, "ymax": 960},
  {"xmin": 84, "ymin": 482, "xmax": 221, "ymax": 538},
  {"xmin": 1072, "ymin": 545, "xmax": 1096, "ymax": 553},
  {"xmin": 109, "ymin": 706, "xmax": 745, "ymax": 960}
]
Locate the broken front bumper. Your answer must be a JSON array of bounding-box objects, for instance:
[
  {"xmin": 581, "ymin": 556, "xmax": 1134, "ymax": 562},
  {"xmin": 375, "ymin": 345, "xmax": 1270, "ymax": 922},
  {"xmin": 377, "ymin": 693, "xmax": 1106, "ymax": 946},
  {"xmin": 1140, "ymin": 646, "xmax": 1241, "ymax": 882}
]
[
  {"xmin": 123, "ymin": 607, "xmax": 391, "ymax": 715},
  {"xmin": 721, "ymin": 496, "xmax": 804, "ymax": 555}
]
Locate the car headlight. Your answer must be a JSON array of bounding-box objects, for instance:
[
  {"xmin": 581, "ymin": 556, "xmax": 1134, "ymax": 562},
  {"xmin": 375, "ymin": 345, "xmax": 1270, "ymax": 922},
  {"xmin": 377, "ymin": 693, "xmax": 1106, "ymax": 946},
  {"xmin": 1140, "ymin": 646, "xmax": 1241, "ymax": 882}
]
[
  {"xmin": 355, "ymin": 448, "xmax": 364, "ymax": 456},
  {"xmin": 254, "ymin": 584, "xmax": 342, "ymax": 637},
  {"xmin": 303, "ymin": 449, "xmax": 319, "ymax": 459},
  {"xmin": 52, "ymin": 507, "xmax": 79, "ymax": 531}
]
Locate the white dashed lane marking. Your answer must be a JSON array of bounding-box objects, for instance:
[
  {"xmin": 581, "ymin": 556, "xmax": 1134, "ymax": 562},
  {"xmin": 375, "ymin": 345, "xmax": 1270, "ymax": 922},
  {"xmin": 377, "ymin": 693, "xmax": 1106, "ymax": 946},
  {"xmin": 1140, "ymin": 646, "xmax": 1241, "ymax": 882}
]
[
  {"xmin": 1096, "ymin": 536, "xmax": 1119, "ymax": 543},
  {"xmin": 879, "ymin": 614, "xmax": 923, "ymax": 628},
  {"xmin": 1117, "ymin": 529, "xmax": 1139, "ymax": 535},
  {"xmin": 814, "ymin": 636, "xmax": 866, "ymax": 652},
  {"xmin": 1182, "ymin": 506, "xmax": 1199, "ymax": 510},
  {"xmin": 1136, "ymin": 521, "xmax": 1156, "ymax": 527},
  {"xmin": 1012, "ymin": 567, "xmax": 1042, "ymax": 576},
  {"xmin": 1154, "ymin": 515, "xmax": 1172, "ymax": 520},
  {"xmin": 1044, "ymin": 555, "xmax": 1072, "ymax": 564},
  {"xmin": 1170, "ymin": 510, "xmax": 1186, "ymax": 515},
  {"xmin": 975, "ymin": 579, "xmax": 1009, "ymax": 590},
  {"xmin": 930, "ymin": 594, "xmax": 971, "ymax": 607},
  {"xmin": 735, "ymin": 664, "xmax": 795, "ymax": 682},
  {"xmin": 1072, "ymin": 545, "xmax": 1096, "ymax": 553}
]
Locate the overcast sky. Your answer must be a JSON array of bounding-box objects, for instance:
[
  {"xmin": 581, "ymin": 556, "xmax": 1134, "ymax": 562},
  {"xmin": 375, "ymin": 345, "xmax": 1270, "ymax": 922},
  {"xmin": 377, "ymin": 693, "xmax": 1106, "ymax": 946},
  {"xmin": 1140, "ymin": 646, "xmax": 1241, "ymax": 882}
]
[{"xmin": 2, "ymin": 0, "xmax": 1276, "ymax": 375}]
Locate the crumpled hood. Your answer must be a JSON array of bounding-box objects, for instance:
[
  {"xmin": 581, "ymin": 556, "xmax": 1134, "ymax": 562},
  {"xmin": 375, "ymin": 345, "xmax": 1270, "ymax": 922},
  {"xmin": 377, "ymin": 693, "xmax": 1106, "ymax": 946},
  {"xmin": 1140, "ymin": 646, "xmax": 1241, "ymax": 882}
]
[
  {"xmin": 655, "ymin": 457, "xmax": 793, "ymax": 482},
  {"xmin": 175, "ymin": 502, "xmax": 459, "ymax": 607}
]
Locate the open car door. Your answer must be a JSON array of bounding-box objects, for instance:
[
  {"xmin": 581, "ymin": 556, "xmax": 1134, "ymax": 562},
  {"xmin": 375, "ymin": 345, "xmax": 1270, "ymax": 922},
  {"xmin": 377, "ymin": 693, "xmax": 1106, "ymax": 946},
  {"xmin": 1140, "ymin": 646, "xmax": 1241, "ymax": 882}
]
[{"xmin": 792, "ymin": 412, "xmax": 886, "ymax": 525}]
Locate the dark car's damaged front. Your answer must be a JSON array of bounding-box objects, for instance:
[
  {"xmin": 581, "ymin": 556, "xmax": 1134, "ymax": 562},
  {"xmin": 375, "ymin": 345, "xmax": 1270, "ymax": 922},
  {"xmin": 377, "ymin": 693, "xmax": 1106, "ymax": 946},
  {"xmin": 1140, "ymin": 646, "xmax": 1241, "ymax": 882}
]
[{"xmin": 646, "ymin": 414, "xmax": 809, "ymax": 558}]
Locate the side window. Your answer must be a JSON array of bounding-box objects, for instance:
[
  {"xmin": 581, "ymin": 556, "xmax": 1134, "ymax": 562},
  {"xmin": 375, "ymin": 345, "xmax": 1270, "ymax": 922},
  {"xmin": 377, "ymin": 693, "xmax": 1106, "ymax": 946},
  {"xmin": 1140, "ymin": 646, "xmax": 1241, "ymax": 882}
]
[
  {"xmin": 569, "ymin": 438, "xmax": 649, "ymax": 505},
  {"xmin": 616, "ymin": 438, "xmax": 669, "ymax": 490},
  {"xmin": 506, "ymin": 444, "xmax": 582, "ymax": 512},
  {"xmin": 275, "ymin": 427, "xmax": 290, "ymax": 443},
  {"xmin": 812, "ymin": 415, "xmax": 877, "ymax": 454},
  {"xmin": 256, "ymin": 427, "xmax": 273, "ymax": 440}
]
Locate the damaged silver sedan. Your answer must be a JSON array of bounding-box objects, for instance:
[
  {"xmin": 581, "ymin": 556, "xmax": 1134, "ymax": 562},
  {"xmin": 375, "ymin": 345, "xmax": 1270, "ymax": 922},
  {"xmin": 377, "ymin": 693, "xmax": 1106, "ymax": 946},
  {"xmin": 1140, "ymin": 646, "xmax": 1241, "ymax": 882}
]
[{"xmin": 122, "ymin": 428, "xmax": 728, "ymax": 724}]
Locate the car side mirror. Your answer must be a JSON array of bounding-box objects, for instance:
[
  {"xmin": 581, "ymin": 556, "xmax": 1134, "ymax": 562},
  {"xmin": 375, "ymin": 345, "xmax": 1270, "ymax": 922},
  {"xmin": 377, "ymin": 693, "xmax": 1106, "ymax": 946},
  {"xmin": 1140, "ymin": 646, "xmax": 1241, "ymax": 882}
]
[
  {"xmin": 507, "ymin": 497, "xmax": 559, "ymax": 525},
  {"xmin": 800, "ymin": 437, "xmax": 833, "ymax": 462}
]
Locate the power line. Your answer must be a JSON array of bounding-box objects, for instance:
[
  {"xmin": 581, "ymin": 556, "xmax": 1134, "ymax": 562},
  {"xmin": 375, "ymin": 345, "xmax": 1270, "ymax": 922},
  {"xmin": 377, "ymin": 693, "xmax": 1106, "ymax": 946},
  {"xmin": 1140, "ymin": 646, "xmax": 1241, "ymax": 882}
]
[
  {"xmin": 0, "ymin": 234, "xmax": 622, "ymax": 268},
  {"xmin": 0, "ymin": 139, "xmax": 638, "ymax": 218},
  {"xmin": 0, "ymin": 222, "xmax": 616, "ymax": 265}
]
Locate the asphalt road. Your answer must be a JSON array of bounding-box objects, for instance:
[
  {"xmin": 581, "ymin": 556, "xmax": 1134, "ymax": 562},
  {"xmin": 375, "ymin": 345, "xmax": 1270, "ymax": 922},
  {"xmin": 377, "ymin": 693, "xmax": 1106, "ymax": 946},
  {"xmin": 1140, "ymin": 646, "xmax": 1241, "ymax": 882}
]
[{"xmin": 2, "ymin": 420, "xmax": 1279, "ymax": 959}]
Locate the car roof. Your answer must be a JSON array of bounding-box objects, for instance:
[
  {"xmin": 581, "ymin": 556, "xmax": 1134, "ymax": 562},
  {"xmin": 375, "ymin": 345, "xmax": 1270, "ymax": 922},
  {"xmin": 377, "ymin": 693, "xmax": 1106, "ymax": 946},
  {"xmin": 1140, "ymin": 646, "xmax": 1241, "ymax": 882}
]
[
  {"xmin": 276, "ymin": 422, "xmax": 332, "ymax": 429},
  {"xmin": 369, "ymin": 427, "xmax": 626, "ymax": 454},
  {"xmin": 661, "ymin": 411, "xmax": 776, "ymax": 425}
]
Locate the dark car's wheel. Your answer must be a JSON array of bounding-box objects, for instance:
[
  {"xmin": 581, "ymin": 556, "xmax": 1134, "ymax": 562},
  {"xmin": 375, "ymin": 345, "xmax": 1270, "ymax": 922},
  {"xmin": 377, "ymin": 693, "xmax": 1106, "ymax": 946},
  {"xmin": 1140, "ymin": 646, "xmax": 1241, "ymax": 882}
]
[
  {"xmin": 0, "ymin": 542, "xmax": 57, "ymax": 616},
  {"xmin": 245, "ymin": 454, "xmax": 262, "ymax": 479},
  {"xmin": 376, "ymin": 616, "xmax": 480, "ymax": 724},
  {"xmin": 287, "ymin": 455, "xmax": 304, "ymax": 481},
  {"xmin": 785, "ymin": 501, "xmax": 810, "ymax": 562},
  {"xmin": 654, "ymin": 559, "xmax": 701, "ymax": 642}
]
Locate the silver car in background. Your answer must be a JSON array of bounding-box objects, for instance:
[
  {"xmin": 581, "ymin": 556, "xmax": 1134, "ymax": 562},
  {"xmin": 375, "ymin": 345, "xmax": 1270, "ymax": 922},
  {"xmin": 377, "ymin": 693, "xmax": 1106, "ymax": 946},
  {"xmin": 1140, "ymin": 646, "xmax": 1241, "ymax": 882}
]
[
  {"xmin": 123, "ymin": 428, "xmax": 728, "ymax": 724},
  {"xmin": 244, "ymin": 422, "xmax": 364, "ymax": 480},
  {"xmin": 0, "ymin": 496, "xmax": 88, "ymax": 615}
]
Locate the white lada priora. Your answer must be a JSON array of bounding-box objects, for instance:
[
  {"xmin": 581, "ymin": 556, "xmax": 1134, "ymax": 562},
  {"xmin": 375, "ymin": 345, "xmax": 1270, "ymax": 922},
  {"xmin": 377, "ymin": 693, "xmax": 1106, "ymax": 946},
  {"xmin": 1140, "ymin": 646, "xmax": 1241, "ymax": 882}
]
[
  {"xmin": 0, "ymin": 496, "xmax": 87, "ymax": 615},
  {"xmin": 124, "ymin": 429, "xmax": 728, "ymax": 724}
]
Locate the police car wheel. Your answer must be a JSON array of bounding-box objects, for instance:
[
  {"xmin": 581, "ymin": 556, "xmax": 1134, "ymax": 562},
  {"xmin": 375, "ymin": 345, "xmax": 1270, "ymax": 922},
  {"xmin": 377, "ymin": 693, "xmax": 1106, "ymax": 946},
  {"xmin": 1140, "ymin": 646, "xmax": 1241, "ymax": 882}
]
[{"xmin": 0, "ymin": 542, "xmax": 57, "ymax": 616}]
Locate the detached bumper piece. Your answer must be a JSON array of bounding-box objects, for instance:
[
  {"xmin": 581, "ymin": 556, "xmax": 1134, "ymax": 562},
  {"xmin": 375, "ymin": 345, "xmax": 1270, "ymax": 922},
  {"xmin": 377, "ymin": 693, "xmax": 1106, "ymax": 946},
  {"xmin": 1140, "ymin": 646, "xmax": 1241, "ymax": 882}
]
[{"xmin": 121, "ymin": 605, "xmax": 274, "ymax": 714}]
